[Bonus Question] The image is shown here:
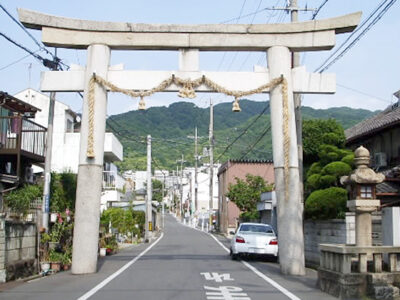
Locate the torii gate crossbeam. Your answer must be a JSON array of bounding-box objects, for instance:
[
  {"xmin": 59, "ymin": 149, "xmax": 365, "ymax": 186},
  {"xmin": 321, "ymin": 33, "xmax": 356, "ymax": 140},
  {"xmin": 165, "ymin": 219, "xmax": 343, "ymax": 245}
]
[{"xmin": 18, "ymin": 8, "xmax": 361, "ymax": 276}]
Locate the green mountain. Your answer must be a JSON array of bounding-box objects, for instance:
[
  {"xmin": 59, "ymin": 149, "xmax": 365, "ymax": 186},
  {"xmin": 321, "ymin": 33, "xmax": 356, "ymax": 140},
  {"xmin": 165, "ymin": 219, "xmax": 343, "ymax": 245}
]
[{"xmin": 107, "ymin": 100, "xmax": 377, "ymax": 171}]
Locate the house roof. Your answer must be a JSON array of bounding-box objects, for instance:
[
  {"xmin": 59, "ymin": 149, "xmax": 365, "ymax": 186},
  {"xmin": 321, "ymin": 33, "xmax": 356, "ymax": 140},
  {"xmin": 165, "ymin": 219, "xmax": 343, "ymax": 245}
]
[
  {"xmin": 0, "ymin": 91, "xmax": 41, "ymax": 115},
  {"xmin": 345, "ymin": 103, "xmax": 400, "ymax": 144},
  {"xmin": 218, "ymin": 159, "xmax": 273, "ymax": 176}
]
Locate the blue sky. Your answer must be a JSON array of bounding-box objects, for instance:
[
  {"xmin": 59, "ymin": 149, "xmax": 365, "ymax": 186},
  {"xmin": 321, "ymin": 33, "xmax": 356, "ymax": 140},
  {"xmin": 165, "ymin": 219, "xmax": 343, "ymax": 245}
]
[{"xmin": 0, "ymin": 0, "xmax": 399, "ymax": 116}]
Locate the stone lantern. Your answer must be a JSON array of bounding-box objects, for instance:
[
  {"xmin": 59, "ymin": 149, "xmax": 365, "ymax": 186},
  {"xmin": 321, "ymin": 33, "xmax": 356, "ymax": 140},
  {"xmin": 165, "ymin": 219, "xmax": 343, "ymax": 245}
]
[{"xmin": 340, "ymin": 146, "xmax": 385, "ymax": 247}]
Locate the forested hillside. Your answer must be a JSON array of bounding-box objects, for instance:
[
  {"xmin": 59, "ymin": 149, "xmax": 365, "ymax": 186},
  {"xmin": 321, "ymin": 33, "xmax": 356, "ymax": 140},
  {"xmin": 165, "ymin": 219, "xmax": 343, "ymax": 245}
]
[{"xmin": 107, "ymin": 100, "xmax": 377, "ymax": 171}]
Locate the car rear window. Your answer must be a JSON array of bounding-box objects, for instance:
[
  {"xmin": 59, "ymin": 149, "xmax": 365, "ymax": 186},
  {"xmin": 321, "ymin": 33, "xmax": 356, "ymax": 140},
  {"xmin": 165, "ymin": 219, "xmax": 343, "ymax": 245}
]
[{"xmin": 239, "ymin": 224, "xmax": 274, "ymax": 234}]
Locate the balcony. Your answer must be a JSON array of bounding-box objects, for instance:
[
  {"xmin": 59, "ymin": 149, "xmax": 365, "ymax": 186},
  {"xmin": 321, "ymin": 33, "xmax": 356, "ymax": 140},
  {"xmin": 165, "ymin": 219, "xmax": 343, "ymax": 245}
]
[
  {"xmin": 102, "ymin": 170, "xmax": 125, "ymax": 190},
  {"xmin": 0, "ymin": 116, "xmax": 46, "ymax": 160},
  {"xmin": 104, "ymin": 133, "xmax": 123, "ymax": 162}
]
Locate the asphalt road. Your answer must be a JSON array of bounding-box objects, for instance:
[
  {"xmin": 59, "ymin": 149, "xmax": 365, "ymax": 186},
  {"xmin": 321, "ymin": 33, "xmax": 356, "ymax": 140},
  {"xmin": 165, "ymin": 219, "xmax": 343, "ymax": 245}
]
[{"xmin": 0, "ymin": 214, "xmax": 336, "ymax": 300}]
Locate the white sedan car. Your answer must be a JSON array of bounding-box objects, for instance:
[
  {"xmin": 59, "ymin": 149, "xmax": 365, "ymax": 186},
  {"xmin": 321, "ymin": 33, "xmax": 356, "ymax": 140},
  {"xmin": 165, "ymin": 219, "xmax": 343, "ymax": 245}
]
[{"xmin": 230, "ymin": 222, "xmax": 278, "ymax": 261}]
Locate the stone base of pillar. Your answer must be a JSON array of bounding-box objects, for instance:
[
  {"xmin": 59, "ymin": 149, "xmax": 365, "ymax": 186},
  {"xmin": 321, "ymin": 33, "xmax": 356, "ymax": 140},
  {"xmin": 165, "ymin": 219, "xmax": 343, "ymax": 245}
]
[{"xmin": 318, "ymin": 268, "xmax": 400, "ymax": 299}]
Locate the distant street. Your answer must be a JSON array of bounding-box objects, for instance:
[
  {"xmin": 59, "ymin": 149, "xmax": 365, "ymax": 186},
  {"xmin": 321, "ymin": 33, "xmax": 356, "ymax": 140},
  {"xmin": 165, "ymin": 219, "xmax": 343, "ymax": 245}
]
[{"xmin": 0, "ymin": 215, "xmax": 335, "ymax": 300}]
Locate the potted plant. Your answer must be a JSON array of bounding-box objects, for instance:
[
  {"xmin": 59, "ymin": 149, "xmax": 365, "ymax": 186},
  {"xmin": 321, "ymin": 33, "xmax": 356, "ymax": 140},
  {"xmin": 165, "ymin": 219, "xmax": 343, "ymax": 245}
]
[
  {"xmin": 40, "ymin": 250, "xmax": 51, "ymax": 273},
  {"xmin": 49, "ymin": 249, "xmax": 63, "ymax": 272},
  {"xmin": 61, "ymin": 252, "xmax": 72, "ymax": 270}
]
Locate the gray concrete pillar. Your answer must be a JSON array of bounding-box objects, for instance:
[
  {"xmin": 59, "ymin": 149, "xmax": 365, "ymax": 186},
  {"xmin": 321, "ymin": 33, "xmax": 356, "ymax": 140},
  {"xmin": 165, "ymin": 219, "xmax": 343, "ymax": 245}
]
[
  {"xmin": 72, "ymin": 44, "xmax": 110, "ymax": 274},
  {"xmin": 267, "ymin": 46, "xmax": 305, "ymax": 275},
  {"xmin": 356, "ymin": 212, "xmax": 372, "ymax": 247}
]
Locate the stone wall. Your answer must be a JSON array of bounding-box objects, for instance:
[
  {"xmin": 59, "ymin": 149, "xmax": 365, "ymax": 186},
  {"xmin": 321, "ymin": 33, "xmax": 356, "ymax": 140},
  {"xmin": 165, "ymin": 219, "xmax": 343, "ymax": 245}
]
[
  {"xmin": 304, "ymin": 217, "xmax": 351, "ymax": 268},
  {"xmin": 0, "ymin": 215, "xmax": 38, "ymax": 282},
  {"xmin": 304, "ymin": 212, "xmax": 382, "ymax": 268}
]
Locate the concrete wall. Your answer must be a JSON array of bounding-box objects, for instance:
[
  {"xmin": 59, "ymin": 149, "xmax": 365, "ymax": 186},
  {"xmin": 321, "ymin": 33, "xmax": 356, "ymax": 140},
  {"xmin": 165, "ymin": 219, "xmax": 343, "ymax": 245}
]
[
  {"xmin": 304, "ymin": 213, "xmax": 382, "ymax": 268},
  {"xmin": 0, "ymin": 215, "xmax": 37, "ymax": 282},
  {"xmin": 304, "ymin": 217, "xmax": 351, "ymax": 268}
]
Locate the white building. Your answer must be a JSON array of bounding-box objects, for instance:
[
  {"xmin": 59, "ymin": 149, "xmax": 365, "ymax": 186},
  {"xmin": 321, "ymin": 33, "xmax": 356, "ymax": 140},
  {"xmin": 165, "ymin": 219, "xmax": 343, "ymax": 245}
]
[
  {"xmin": 15, "ymin": 88, "xmax": 125, "ymax": 211},
  {"xmin": 182, "ymin": 165, "xmax": 219, "ymax": 216}
]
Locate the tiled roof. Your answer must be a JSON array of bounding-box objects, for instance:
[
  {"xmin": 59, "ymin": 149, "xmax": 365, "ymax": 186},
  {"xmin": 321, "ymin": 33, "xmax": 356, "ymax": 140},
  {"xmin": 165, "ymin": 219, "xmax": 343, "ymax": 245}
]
[
  {"xmin": 376, "ymin": 181, "xmax": 399, "ymax": 194},
  {"xmin": 345, "ymin": 103, "xmax": 400, "ymax": 143}
]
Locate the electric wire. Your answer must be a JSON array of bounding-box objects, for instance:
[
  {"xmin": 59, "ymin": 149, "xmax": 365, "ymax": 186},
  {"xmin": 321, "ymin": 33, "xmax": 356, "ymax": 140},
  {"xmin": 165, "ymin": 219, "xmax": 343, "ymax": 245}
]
[
  {"xmin": 0, "ymin": 50, "xmax": 40, "ymax": 71},
  {"xmin": 311, "ymin": 0, "xmax": 329, "ymax": 20},
  {"xmin": 215, "ymin": 102, "xmax": 270, "ymax": 161},
  {"xmin": 238, "ymin": 124, "xmax": 271, "ymax": 160},
  {"xmin": 315, "ymin": 0, "xmax": 397, "ymax": 73},
  {"xmin": 0, "ymin": 4, "xmax": 69, "ymax": 70}
]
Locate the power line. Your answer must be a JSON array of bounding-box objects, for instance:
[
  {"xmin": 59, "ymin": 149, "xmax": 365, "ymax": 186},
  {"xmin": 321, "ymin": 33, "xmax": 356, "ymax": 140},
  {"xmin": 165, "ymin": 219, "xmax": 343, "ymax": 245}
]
[
  {"xmin": 0, "ymin": 4, "xmax": 47, "ymax": 53},
  {"xmin": 238, "ymin": 124, "xmax": 271, "ymax": 160},
  {"xmin": 0, "ymin": 3, "xmax": 69, "ymax": 70},
  {"xmin": 217, "ymin": 0, "xmax": 247, "ymax": 71},
  {"xmin": 216, "ymin": 102, "xmax": 270, "ymax": 161},
  {"xmin": 0, "ymin": 50, "xmax": 40, "ymax": 71},
  {"xmin": 311, "ymin": 0, "xmax": 329, "ymax": 20},
  {"xmin": 337, "ymin": 83, "xmax": 391, "ymax": 104},
  {"xmin": 315, "ymin": 0, "xmax": 397, "ymax": 73},
  {"xmin": 0, "ymin": 31, "xmax": 60, "ymax": 70}
]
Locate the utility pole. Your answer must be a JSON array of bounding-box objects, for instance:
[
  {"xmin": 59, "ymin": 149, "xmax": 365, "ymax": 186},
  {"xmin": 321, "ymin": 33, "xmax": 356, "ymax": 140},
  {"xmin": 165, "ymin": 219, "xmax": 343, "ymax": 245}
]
[
  {"xmin": 41, "ymin": 91, "xmax": 55, "ymax": 231},
  {"xmin": 145, "ymin": 135, "xmax": 152, "ymax": 242},
  {"xmin": 209, "ymin": 99, "xmax": 214, "ymax": 230},
  {"xmin": 194, "ymin": 127, "xmax": 198, "ymax": 213},
  {"xmin": 42, "ymin": 52, "xmax": 59, "ymax": 232},
  {"xmin": 162, "ymin": 173, "xmax": 165, "ymax": 230},
  {"xmin": 180, "ymin": 154, "xmax": 184, "ymax": 221},
  {"xmin": 290, "ymin": 0, "xmax": 304, "ymax": 204}
]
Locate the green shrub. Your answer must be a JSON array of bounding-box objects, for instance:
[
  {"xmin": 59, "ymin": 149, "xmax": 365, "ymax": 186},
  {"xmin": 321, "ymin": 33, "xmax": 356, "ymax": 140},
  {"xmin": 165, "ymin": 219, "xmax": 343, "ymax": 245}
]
[
  {"xmin": 319, "ymin": 175, "xmax": 336, "ymax": 188},
  {"xmin": 307, "ymin": 162, "xmax": 322, "ymax": 177},
  {"xmin": 4, "ymin": 184, "xmax": 42, "ymax": 215},
  {"xmin": 305, "ymin": 187, "xmax": 348, "ymax": 220},
  {"xmin": 306, "ymin": 174, "xmax": 321, "ymax": 190},
  {"xmin": 322, "ymin": 161, "xmax": 352, "ymax": 177},
  {"xmin": 341, "ymin": 154, "xmax": 355, "ymax": 167},
  {"xmin": 240, "ymin": 211, "xmax": 260, "ymax": 222}
]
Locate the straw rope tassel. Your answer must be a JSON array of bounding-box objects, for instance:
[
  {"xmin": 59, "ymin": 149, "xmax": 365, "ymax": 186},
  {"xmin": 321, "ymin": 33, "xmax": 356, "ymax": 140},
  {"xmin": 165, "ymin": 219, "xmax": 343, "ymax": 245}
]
[
  {"xmin": 87, "ymin": 76, "xmax": 96, "ymax": 158},
  {"xmin": 281, "ymin": 78, "xmax": 290, "ymax": 202}
]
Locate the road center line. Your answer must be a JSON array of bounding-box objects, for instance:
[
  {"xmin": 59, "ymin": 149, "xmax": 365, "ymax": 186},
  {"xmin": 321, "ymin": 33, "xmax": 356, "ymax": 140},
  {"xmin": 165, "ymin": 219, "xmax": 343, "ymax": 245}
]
[
  {"xmin": 207, "ymin": 232, "xmax": 301, "ymax": 300},
  {"xmin": 76, "ymin": 233, "xmax": 164, "ymax": 300}
]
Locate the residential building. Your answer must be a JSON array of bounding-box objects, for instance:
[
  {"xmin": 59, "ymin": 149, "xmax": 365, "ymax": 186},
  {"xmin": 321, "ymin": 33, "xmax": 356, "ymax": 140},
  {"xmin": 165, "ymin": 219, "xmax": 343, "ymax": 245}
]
[
  {"xmin": 345, "ymin": 90, "xmax": 400, "ymax": 206},
  {"xmin": 0, "ymin": 91, "xmax": 45, "ymax": 191},
  {"xmin": 14, "ymin": 88, "xmax": 125, "ymax": 210},
  {"xmin": 217, "ymin": 159, "xmax": 275, "ymax": 234}
]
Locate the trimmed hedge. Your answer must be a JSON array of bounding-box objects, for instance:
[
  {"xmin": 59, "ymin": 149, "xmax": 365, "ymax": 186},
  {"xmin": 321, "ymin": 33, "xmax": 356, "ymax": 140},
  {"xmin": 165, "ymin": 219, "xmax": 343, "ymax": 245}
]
[{"xmin": 305, "ymin": 187, "xmax": 348, "ymax": 220}]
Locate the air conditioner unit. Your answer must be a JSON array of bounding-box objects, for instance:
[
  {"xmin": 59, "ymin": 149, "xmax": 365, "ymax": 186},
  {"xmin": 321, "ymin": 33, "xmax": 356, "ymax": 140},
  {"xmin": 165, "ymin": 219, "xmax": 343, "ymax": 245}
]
[{"xmin": 374, "ymin": 152, "xmax": 387, "ymax": 168}]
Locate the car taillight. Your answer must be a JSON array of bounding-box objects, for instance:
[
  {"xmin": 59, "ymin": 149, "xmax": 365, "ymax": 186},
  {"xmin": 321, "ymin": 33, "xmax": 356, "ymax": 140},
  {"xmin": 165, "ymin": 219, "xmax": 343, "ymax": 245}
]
[
  {"xmin": 236, "ymin": 236, "xmax": 245, "ymax": 243},
  {"xmin": 269, "ymin": 239, "xmax": 278, "ymax": 245}
]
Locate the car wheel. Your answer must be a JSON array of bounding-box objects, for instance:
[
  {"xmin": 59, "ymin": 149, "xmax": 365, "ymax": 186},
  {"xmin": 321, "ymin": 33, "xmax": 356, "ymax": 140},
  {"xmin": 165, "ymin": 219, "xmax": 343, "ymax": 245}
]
[
  {"xmin": 230, "ymin": 249, "xmax": 238, "ymax": 260},
  {"xmin": 270, "ymin": 255, "xmax": 278, "ymax": 263}
]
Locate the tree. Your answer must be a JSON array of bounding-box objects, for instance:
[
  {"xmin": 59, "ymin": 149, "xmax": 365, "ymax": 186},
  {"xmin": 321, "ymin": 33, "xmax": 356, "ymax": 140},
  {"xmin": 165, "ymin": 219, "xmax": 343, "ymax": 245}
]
[
  {"xmin": 50, "ymin": 172, "xmax": 77, "ymax": 212},
  {"xmin": 226, "ymin": 174, "xmax": 273, "ymax": 221},
  {"xmin": 302, "ymin": 119, "xmax": 346, "ymax": 164},
  {"xmin": 303, "ymin": 119, "xmax": 354, "ymax": 219},
  {"xmin": 152, "ymin": 179, "xmax": 163, "ymax": 202}
]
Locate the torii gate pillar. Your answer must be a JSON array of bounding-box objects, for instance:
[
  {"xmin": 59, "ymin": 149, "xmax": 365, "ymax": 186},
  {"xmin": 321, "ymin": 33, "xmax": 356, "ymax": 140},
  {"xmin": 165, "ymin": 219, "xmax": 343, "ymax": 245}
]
[
  {"xmin": 71, "ymin": 45, "xmax": 110, "ymax": 274},
  {"xmin": 268, "ymin": 46, "xmax": 304, "ymax": 275}
]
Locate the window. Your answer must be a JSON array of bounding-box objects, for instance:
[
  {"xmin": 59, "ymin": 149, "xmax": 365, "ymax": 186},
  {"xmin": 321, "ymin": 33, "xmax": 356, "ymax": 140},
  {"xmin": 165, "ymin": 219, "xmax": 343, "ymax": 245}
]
[{"xmin": 360, "ymin": 185, "xmax": 373, "ymax": 199}]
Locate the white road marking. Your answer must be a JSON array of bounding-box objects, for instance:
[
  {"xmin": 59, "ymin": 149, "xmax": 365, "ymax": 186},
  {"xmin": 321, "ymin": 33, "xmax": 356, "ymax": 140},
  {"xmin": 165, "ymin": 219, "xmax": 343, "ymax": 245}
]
[
  {"xmin": 207, "ymin": 232, "xmax": 301, "ymax": 300},
  {"xmin": 76, "ymin": 233, "xmax": 164, "ymax": 300},
  {"xmin": 201, "ymin": 272, "xmax": 234, "ymax": 282}
]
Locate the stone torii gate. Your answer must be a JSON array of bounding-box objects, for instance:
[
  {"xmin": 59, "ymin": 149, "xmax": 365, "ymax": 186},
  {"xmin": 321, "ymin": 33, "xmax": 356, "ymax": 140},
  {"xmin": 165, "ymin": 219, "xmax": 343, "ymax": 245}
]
[{"xmin": 18, "ymin": 9, "xmax": 360, "ymax": 276}]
